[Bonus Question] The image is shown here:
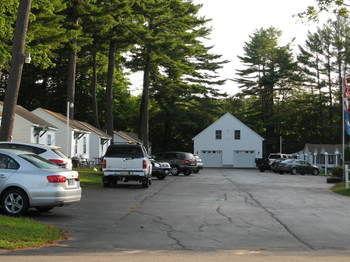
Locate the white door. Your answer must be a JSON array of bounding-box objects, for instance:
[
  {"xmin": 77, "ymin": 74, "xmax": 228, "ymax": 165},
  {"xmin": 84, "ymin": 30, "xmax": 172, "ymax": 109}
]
[
  {"xmin": 200, "ymin": 151, "xmax": 222, "ymax": 167},
  {"xmin": 233, "ymin": 150, "xmax": 255, "ymax": 168}
]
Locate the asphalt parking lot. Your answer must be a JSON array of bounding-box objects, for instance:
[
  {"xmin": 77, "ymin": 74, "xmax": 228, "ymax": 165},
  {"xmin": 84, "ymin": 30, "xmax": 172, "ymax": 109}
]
[{"xmin": 7, "ymin": 169, "xmax": 350, "ymax": 254}]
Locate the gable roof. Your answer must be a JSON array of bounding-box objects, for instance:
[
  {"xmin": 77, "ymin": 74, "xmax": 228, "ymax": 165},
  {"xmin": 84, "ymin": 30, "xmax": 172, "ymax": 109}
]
[
  {"xmin": 79, "ymin": 121, "xmax": 111, "ymax": 139},
  {"xmin": 114, "ymin": 131, "xmax": 142, "ymax": 144},
  {"xmin": 0, "ymin": 102, "xmax": 57, "ymax": 129},
  {"xmin": 36, "ymin": 108, "xmax": 91, "ymax": 133},
  {"xmin": 193, "ymin": 112, "xmax": 264, "ymax": 141}
]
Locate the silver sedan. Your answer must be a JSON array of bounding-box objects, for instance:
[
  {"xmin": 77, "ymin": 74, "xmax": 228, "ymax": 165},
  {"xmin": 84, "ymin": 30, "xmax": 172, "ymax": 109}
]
[{"xmin": 0, "ymin": 149, "xmax": 81, "ymax": 216}]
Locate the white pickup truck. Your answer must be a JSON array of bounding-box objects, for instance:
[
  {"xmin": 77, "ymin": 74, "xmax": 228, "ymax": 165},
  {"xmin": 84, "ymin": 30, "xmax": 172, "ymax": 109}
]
[{"xmin": 102, "ymin": 144, "xmax": 152, "ymax": 188}]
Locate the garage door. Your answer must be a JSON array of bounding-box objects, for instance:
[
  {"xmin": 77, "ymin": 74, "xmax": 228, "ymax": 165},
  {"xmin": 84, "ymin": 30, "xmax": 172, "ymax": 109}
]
[
  {"xmin": 200, "ymin": 150, "xmax": 222, "ymax": 167},
  {"xmin": 233, "ymin": 150, "xmax": 255, "ymax": 168}
]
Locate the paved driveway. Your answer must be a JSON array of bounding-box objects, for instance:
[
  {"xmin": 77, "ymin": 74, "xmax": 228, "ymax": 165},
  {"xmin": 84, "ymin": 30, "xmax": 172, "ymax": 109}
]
[{"xmin": 7, "ymin": 169, "xmax": 350, "ymax": 254}]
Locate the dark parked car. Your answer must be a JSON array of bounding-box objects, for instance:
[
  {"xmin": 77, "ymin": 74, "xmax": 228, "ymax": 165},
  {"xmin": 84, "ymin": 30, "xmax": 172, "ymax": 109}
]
[
  {"xmin": 272, "ymin": 159, "xmax": 295, "ymax": 174},
  {"xmin": 156, "ymin": 152, "xmax": 197, "ymax": 176},
  {"xmin": 150, "ymin": 158, "xmax": 171, "ymax": 180},
  {"xmin": 277, "ymin": 159, "xmax": 320, "ymax": 175},
  {"xmin": 255, "ymin": 158, "xmax": 270, "ymax": 172}
]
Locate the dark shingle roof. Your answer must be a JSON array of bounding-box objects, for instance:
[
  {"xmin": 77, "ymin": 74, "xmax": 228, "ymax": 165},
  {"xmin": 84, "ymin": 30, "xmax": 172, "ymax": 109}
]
[
  {"xmin": 79, "ymin": 122, "xmax": 111, "ymax": 139},
  {"xmin": 0, "ymin": 102, "xmax": 57, "ymax": 129},
  {"xmin": 114, "ymin": 131, "xmax": 142, "ymax": 144},
  {"xmin": 38, "ymin": 108, "xmax": 91, "ymax": 132}
]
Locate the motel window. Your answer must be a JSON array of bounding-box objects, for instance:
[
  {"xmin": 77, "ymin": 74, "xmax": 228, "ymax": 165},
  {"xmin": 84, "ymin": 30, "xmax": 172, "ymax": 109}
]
[
  {"xmin": 234, "ymin": 130, "xmax": 241, "ymax": 140},
  {"xmin": 47, "ymin": 134, "xmax": 52, "ymax": 146},
  {"xmin": 74, "ymin": 140, "xmax": 78, "ymax": 155},
  {"xmin": 215, "ymin": 130, "xmax": 222, "ymax": 140},
  {"xmin": 83, "ymin": 137, "xmax": 87, "ymax": 154}
]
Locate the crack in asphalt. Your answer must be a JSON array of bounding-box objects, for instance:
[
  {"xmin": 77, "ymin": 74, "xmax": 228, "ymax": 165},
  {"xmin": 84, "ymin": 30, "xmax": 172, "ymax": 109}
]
[
  {"xmin": 222, "ymin": 172, "xmax": 316, "ymax": 251},
  {"xmin": 216, "ymin": 206, "xmax": 233, "ymax": 224},
  {"xmin": 116, "ymin": 177, "xmax": 176, "ymax": 222},
  {"xmin": 134, "ymin": 211, "xmax": 189, "ymax": 250},
  {"xmin": 198, "ymin": 220, "xmax": 223, "ymax": 232},
  {"xmin": 238, "ymin": 217, "xmax": 272, "ymax": 231}
]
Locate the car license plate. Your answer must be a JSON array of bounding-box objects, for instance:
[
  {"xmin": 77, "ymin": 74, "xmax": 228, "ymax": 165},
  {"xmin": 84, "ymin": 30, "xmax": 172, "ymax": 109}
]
[
  {"xmin": 67, "ymin": 179, "xmax": 75, "ymax": 186},
  {"xmin": 119, "ymin": 172, "xmax": 133, "ymax": 175}
]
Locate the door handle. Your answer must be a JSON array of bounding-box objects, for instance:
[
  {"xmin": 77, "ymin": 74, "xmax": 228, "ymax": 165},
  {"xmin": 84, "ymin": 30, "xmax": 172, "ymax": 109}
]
[{"xmin": 0, "ymin": 174, "xmax": 6, "ymax": 179}]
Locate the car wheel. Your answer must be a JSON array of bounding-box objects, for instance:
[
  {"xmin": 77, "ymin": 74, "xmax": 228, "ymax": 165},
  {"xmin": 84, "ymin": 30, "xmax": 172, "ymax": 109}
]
[
  {"xmin": 142, "ymin": 179, "xmax": 149, "ymax": 188},
  {"xmin": 1, "ymin": 188, "xmax": 29, "ymax": 216},
  {"xmin": 157, "ymin": 175, "xmax": 166, "ymax": 180},
  {"xmin": 36, "ymin": 206, "xmax": 54, "ymax": 213},
  {"xmin": 312, "ymin": 169, "xmax": 320, "ymax": 176},
  {"xmin": 193, "ymin": 169, "xmax": 199, "ymax": 174},
  {"xmin": 170, "ymin": 167, "xmax": 179, "ymax": 176},
  {"xmin": 183, "ymin": 170, "xmax": 191, "ymax": 176},
  {"xmin": 279, "ymin": 171, "xmax": 284, "ymax": 175},
  {"xmin": 291, "ymin": 168, "xmax": 297, "ymax": 175}
]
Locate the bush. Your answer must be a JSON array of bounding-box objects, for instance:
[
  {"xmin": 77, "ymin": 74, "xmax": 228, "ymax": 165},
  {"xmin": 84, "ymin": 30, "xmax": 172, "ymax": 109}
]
[{"xmin": 331, "ymin": 166, "xmax": 344, "ymax": 178}]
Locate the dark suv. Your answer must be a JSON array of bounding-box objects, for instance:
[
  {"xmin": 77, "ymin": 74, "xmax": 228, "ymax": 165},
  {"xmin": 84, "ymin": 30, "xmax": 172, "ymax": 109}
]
[{"xmin": 157, "ymin": 152, "xmax": 197, "ymax": 176}]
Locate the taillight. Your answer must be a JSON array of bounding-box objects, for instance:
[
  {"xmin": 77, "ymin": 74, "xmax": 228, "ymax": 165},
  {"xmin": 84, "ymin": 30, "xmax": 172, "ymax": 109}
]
[
  {"xmin": 49, "ymin": 159, "xmax": 65, "ymax": 166},
  {"xmin": 47, "ymin": 175, "xmax": 67, "ymax": 183},
  {"xmin": 143, "ymin": 160, "xmax": 148, "ymax": 169},
  {"xmin": 101, "ymin": 159, "xmax": 106, "ymax": 169}
]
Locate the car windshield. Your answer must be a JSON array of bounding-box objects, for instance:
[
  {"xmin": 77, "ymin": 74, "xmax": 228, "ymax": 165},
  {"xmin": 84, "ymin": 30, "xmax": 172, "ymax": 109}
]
[
  {"xmin": 180, "ymin": 153, "xmax": 194, "ymax": 160},
  {"xmin": 19, "ymin": 154, "xmax": 58, "ymax": 169},
  {"xmin": 105, "ymin": 145, "xmax": 144, "ymax": 158}
]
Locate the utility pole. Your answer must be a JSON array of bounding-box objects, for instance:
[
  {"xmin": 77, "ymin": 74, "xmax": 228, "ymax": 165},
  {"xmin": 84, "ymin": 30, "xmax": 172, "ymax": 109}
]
[{"xmin": 0, "ymin": 0, "xmax": 32, "ymax": 141}]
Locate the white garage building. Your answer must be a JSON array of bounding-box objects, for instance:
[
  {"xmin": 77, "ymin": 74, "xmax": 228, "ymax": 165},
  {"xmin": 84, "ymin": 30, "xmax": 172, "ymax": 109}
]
[{"xmin": 193, "ymin": 113, "xmax": 264, "ymax": 168}]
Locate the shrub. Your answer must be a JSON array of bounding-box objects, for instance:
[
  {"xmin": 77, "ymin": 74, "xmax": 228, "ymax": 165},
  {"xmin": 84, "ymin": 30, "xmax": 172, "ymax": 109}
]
[{"xmin": 331, "ymin": 166, "xmax": 344, "ymax": 178}]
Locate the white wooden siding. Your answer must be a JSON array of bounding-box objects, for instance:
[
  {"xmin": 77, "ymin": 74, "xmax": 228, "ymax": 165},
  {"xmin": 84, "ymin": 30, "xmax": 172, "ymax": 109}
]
[{"xmin": 193, "ymin": 113, "xmax": 263, "ymax": 168}]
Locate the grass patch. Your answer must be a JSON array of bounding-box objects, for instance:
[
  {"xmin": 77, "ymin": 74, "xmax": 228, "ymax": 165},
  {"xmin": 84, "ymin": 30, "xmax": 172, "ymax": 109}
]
[
  {"xmin": 331, "ymin": 183, "xmax": 350, "ymax": 197},
  {"xmin": 0, "ymin": 216, "xmax": 63, "ymax": 250},
  {"xmin": 75, "ymin": 168, "xmax": 103, "ymax": 188}
]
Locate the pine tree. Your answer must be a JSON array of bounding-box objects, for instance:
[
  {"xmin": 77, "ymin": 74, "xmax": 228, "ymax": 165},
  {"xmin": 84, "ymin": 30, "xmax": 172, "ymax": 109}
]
[
  {"xmin": 235, "ymin": 27, "xmax": 298, "ymax": 153},
  {"xmin": 128, "ymin": 0, "xmax": 226, "ymax": 150}
]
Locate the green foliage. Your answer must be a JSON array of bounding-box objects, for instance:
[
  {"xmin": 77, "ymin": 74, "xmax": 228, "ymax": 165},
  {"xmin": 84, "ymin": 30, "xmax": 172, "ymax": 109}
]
[
  {"xmin": 332, "ymin": 166, "xmax": 344, "ymax": 177},
  {"xmin": 235, "ymin": 27, "xmax": 298, "ymax": 152},
  {"xmin": 331, "ymin": 183, "xmax": 350, "ymax": 197},
  {"xmin": 301, "ymin": 0, "xmax": 350, "ymax": 19},
  {"xmin": 75, "ymin": 168, "xmax": 103, "ymax": 188},
  {"xmin": 0, "ymin": 215, "xmax": 62, "ymax": 250},
  {"xmin": 2, "ymin": 0, "xmax": 348, "ymax": 155},
  {"xmin": 0, "ymin": 0, "xmax": 17, "ymax": 68}
]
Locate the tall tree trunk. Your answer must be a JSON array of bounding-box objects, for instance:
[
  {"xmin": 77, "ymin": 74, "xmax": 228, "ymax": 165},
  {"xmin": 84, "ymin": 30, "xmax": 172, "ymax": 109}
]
[
  {"xmin": 140, "ymin": 47, "xmax": 151, "ymax": 150},
  {"xmin": 66, "ymin": 1, "xmax": 80, "ymax": 119},
  {"xmin": 326, "ymin": 50, "xmax": 333, "ymax": 124},
  {"xmin": 91, "ymin": 50, "xmax": 100, "ymax": 128},
  {"xmin": 106, "ymin": 41, "xmax": 116, "ymax": 139},
  {"xmin": 338, "ymin": 53, "xmax": 343, "ymax": 102},
  {"xmin": 67, "ymin": 46, "xmax": 77, "ymax": 119},
  {"xmin": 316, "ymin": 55, "xmax": 321, "ymax": 97},
  {"xmin": 262, "ymin": 83, "xmax": 275, "ymax": 154},
  {"xmin": 0, "ymin": 0, "xmax": 32, "ymax": 141}
]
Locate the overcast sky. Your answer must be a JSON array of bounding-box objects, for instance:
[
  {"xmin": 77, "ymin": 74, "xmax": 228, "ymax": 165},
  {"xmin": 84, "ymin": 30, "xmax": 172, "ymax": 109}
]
[{"xmin": 129, "ymin": 0, "xmax": 319, "ymax": 96}]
